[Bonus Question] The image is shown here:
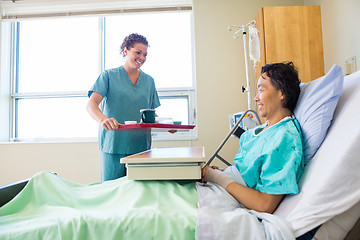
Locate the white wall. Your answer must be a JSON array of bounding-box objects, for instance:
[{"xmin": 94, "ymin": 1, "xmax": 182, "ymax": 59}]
[
  {"xmin": 1, "ymin": 0, "xmax": 307, "ymax": 185},
  {"xmin": 0, "ymin": 142, "xmax": 101, "ymax": 183},
  {"xmin": 305, "ymin": 0, "xmax": 360, "ymax": 73}
]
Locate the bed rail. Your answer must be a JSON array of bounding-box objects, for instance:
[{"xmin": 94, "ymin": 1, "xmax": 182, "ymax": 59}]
[
  {"xmin": 206, "ymin": 109, "xmax": 261, "ymax": 166},
  {"xmin": 0, "ymin": 179, "xmax": 29, "ymax": 207}
]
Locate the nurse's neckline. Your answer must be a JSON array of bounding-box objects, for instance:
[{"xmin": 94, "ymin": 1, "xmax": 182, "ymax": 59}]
[{"xmin": 122, "ymin": 65, "xmax": 141, "ymax": 86}]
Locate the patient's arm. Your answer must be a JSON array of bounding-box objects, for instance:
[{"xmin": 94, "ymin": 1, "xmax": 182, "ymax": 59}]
[
  {"xmin": 225, "ymin": 182, "xmax": 284, "ymax": 214},
  {"xmin": 203, "ymin": 166, "xmax": 284, "ymax": 213}
]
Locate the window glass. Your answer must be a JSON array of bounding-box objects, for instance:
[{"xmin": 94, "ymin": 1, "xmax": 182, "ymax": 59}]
[
  {"xmin": 104, "ymin": 11, "xmax": 193, "ymax": 89},
  {"xmin": 16, "ymin": 97, "xmax": 97, "ymax": 139},
  {"xmin": 10, "ymin": 11, "xmax": 195, "ymax": 141},
  {"xmin": 17, "ymin": 17, "xmax": 100, "ymax": 93},
  {"xmin": 156, "ymin": 97, "xmax": 189, "ymax": 125}
]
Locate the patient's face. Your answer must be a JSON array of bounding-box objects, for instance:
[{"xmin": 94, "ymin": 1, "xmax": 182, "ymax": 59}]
[{"xmin": 254, "ymin": 73, "xmax": 284, "ymax": 120}]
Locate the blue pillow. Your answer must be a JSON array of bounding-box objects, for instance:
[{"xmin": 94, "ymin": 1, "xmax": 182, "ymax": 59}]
[{"xmin": 294, "ymin": 64, "xmax": 344, "ymax": 164}]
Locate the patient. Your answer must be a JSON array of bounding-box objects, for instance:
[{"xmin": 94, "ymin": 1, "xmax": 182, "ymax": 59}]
[{"xmin": 202, "ymin": 62, "xmax": 304, "ymax": 214}]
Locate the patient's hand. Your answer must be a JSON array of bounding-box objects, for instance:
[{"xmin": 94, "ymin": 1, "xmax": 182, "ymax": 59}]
[
  {"xmin": 211, "ymin": 165, "xmax": 222, "ymax": 171},
  {"xmin": 201, "ymin": 165, "xmax": 210, "ymax": 179},
  {"xmin": 201, "ymin": 165, "xmax": 224, "ymax": 183},
  {"xmin": 202, "ymin": 166, "xmax": 234, "ymax": 188},
  {"xmin": 202, "ymin": 165, "xmax": 221, "ymax": 172},
  {"xmin": 201, "ymin": 165, "xmax": 216, "ymax": 177}
]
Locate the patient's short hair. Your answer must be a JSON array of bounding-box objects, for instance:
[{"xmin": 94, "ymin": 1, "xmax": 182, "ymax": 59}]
[
  {"xmin": 120, "ymin": 33, "xmax": 149, "ymax": 57},
  {"xmin": 261, "ymin": 62, "xmax": 301, "ymax": 113}
]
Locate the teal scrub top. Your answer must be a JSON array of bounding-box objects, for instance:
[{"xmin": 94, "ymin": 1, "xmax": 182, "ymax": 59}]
[
  {"xmin": 88, "ymin": 66, "xmax": 160, "ymax": 155},
  {"xmin": 234, "ymin": 117, "xmax": 304, "ymax": 195}
]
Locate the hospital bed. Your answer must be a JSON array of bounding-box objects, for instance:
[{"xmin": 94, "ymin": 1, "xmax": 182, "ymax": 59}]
[{"xmin": 0, "ymin": 66, "xmax": 359, "ymax": 239}]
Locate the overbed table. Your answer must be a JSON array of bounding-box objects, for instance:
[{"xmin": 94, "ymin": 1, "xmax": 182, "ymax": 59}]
[{"xmin": 120, "ymin": 147, "xmax": 205, "ymax": 180}]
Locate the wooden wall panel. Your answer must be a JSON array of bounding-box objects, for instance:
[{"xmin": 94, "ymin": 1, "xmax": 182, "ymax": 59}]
[{"xmin": 255, "ymin": 6, "xmax": 324, "ymax": 83}]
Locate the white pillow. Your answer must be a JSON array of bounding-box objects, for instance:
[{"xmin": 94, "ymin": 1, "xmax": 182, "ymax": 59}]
[
  {"xmin": 294, "ymin": 64, "xmax": 344, "ymax": 164},
  {"xmin": 274, "ymin": 69, "xmax": 360, "ymax": 237}
]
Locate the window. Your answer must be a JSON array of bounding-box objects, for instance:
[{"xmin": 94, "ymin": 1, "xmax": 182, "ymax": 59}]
[
  {"xmin": 104, "ymin": 12, "xmax": 193, "ymax": 89},
  {"xmin": 13, "ymin": 17, "xmax": 100, "ymax": 140},
  {"xmin": 3, "ymin": 9, "xmax": 196, "ymax": 141}
]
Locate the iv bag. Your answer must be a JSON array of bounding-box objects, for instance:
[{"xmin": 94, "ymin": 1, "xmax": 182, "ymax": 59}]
[{"xmin": 249, "ymin": 25, "xmax": 260, "ymax": 63}]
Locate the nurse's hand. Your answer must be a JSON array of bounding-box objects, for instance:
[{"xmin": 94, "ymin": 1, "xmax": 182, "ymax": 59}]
[{"xmin": 100, "ymin": 117, "xmax": 120, "ymax": 130}]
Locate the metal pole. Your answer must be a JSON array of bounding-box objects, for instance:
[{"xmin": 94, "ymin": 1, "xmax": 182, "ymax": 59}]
[
  {"xmin": 206, "ymin": 109, "xmax": 261, "ymax": 166},
  {"xmin": 242, "ymin": 30, "xmax": 252, "ymax": 110}
]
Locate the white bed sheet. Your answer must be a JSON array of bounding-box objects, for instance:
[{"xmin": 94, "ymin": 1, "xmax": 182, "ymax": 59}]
[
  {"xmin": 313, "ymin": 201, "xmax": 360, "ymax": 240},
  {"xmin": 274, "ymin": 70, "xmax": 360, "ymax": 237},
  {"xmin": 196, "ymin": 182, "xmax": 295, "ymax": 240}
]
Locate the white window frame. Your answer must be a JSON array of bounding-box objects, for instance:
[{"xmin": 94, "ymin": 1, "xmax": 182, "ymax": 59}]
[
  {"xmin": 1, "ymin": 8, "xmax": 197, "ymax": 142},
  {"xmin": 155, "ymin": 89, "xmax": 197, "ymax": 141}
]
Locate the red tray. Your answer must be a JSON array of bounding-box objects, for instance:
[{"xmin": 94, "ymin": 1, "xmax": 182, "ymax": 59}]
[{"xmin": 115, "ymin": 123, "xmax": 195, "ymax": 132}]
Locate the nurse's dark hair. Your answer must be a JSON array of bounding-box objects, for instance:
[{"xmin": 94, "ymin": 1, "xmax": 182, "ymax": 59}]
[
  {"xmin": 261, "ymin": 61, "xmax": 301, "ymax": 113},
  {"xmin": 120, "ymin": 33, "xmax": 149, "ymax": 57}
]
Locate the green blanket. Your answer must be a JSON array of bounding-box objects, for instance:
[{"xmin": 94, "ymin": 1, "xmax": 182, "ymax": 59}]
[{"xmin": 0, "ymin": 171, "xmax": 198, "ymax": 240}]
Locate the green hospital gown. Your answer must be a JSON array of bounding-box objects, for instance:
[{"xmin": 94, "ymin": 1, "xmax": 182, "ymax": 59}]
[
  {"xmin": 88, "ymin": 66, "xmax": 160, "ymax": 155},
  {"xmin": 234, "ymin": 117, "xmax": 304, "ymax": 195}
]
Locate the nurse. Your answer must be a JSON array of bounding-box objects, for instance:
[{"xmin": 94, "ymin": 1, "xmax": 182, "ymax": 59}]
[
  {"xmin": 202, "ymin": 62, "xmax": 304, "ymax": 213},
  {"xmin": 87, "ymin": 33, "xmax": 160, "ymax": 181}
]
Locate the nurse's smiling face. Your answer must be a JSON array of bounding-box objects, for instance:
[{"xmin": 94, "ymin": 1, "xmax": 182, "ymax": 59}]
[
  {"xmin": 254, "ymin": 73, "xmax": 284, "ymax": 121},
  {"xmin": 124, "ymin": 43, "xmax": 148, "ymax": 70}
]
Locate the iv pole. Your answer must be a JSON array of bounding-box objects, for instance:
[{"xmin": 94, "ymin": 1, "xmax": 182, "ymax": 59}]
[
  {"xmin": 228, "ymin": 20, "xmax": 256, "ymax": 110},
  {"xmin": 206, "ymin": 20, "xmax": 261, "ymax": 166}
]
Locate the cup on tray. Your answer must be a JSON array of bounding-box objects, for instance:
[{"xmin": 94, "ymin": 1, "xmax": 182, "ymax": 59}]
[{"xmin": 140, "ymin": 109, "xmax": 156, "ymax": 123}]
